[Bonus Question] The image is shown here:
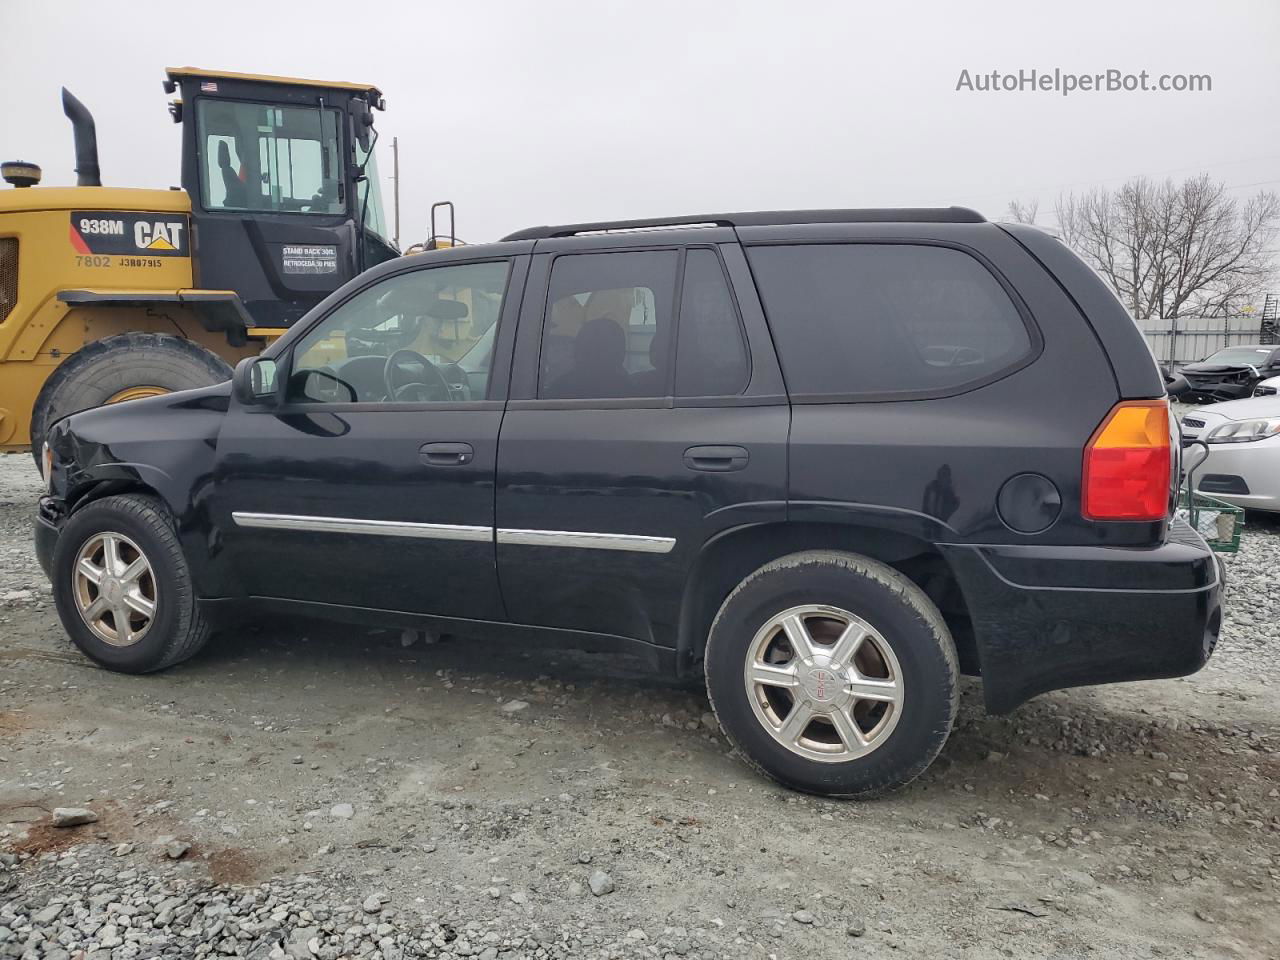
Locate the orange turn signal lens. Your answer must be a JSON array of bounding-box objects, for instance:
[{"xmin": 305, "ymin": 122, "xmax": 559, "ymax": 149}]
[{"xmin": 1082, "ymin": 400, "xmax": 1171, "ymax": 521}]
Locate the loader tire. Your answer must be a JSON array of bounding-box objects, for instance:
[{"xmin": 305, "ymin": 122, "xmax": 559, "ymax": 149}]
[{"xmin": 31, "ymin": 332, "xmax": 232, "ymax": 463}]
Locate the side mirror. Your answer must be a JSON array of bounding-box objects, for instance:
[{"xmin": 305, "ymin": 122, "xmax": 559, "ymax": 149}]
[
  {"xmin": 288, "ymin": 368, "xmax": 357, "ymax": 403},
  {"xmin": 232, "ymin": 356, "xmax": 279, "ymax": 406},
  {"xmin": 1164, "ymin": 372, "xmax": 1191, "ymax": 399},
  {"xmin": 353, "ymin": 100, "xmax": 374, "ymax": 153}
]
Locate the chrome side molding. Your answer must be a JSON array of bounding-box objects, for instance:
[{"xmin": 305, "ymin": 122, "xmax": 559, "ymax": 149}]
[
  {"xmin": 230, "ymin": 512, "xmax": 676, "ymax": 554},
  {"xmin": 230, "ymin": 512, "xmax": 491, "ymax": 543},
  {"xmin": 495, "ymin": 528, "xmax": 676, "ymax": 554}
]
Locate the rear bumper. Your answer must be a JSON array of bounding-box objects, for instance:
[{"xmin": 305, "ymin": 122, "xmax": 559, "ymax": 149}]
[{"xmin": 940, "ymin": 519, "xmax": 1221, "ymax": 713}]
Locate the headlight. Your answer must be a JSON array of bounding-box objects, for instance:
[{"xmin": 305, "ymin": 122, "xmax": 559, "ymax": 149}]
[
  {"xmin": 41, "ymin": 442, "xmax": 54, "ymax": 491},
  {"xmin": 1206, "ymin": 418, "xmax": 1280, "ymax": 443}
]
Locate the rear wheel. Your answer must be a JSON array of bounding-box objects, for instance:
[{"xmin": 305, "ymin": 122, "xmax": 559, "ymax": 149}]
[
  {"xmin": 705, "ymin": 550, "xmax": 959, "ymax": 798},
  {"xmin": 30, "ymin": 332, "xmax": 231, "ymax": 463},
  {"xmin": 51, "ymin": 494, "xmax": 211, "ymax": 673}
]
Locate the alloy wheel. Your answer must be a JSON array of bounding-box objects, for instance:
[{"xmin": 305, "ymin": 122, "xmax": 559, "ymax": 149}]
[
  {"xmin": 743, "ymin": 604, "xmax": 904, "ymax": 762},
  {"xmin": 71, "ymin": 532, "xmax": 157, "ymax": 647}
]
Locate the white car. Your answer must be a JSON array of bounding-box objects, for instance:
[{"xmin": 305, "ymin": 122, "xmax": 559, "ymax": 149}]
[
  {"xmin": 1181, "ymin": 396, "xmax": 1280, "ymax": 511},
  {"xmin": 1253, "ymin": 374, "xmax": 1280, "ymax": 397}
]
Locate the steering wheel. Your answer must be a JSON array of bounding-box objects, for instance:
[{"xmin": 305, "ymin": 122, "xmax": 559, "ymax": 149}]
[{"xmin": 383, "ymin": 349, "xmax": 452, "ymax": 402}]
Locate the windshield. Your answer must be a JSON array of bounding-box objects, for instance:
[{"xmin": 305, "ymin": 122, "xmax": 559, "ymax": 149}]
[
  {"xmin": 197, "ymin": 99, "xmax": 343, "ymax": 215},
  {"xmin": 458, "ymin": 321, "xmax": 497, "ymax": 373},
  {"xmin": 355, "ymin": 136, "xmax": 388, "ymax": 240},
  {"xmin": 1203, "ymin": 347, "xmax": 1273, "ymax": 365}
]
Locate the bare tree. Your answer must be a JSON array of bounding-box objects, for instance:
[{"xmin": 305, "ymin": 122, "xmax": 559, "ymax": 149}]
[
  {"xmin": 1006, "ymin": 199, "xmax": 1039, "ymax": 224},
  {"xmin": 1055, "ymin": 175, "xmax": 1279, "ymax": 318}
]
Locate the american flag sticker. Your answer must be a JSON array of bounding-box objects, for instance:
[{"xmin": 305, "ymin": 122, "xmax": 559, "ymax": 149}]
[{"xmin": 201, "ymin": 81, "xmax": 218, "ymax": 92}]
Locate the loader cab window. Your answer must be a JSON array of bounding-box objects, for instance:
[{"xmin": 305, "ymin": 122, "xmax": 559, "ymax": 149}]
[
  {"xmin": 355, "ymin": 136, "xmax": 387, "ymax": 239},
  {"xmin": 196, "ymin": 99, "xmax": 343, "ymax": 216}
]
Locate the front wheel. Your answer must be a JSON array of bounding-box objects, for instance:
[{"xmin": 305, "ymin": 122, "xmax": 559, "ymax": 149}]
[
  {"xmin": 704, "ymin": 550, "xmax": 959, "ymax": 798},
  {"xmin": 51, "ymin": 494, "xmax": 211, "ymax": 673}
]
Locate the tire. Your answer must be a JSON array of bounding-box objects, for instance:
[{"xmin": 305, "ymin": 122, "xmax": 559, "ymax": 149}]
[
  {"xmin": 30, "ymin": 332, "xmax": 232, "ymax": 464},
  {"xmin": 704, "ymin": 550, "xmax": 959, "ymax": 799},
  {"xmin": 51, "ymin": 493, "xmax": 211, "ymax": 673}
]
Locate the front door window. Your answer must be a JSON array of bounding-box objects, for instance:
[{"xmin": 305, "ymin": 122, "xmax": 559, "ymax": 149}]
[{"xmin": 288, "ymin": 260, "xmax": 511, "ymax": 403}]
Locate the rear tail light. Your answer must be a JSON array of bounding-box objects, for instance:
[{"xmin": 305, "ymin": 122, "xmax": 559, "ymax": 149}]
[{"xmin": 1082, "ymin": 399, "xmax": 1171, "ymax": 521}]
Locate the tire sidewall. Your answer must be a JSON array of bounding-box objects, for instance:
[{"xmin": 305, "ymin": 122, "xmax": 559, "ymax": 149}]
[
  {"xmin": 706, "ymin": 556, "xmax": 956, "ymax": 797},
  {"xmin": 52, "ymin": 500, "xmax": 183, "ymax": 673},
  {"xmin": 31, "ymin": 333, "xmax": 231, "ymax": 461}
]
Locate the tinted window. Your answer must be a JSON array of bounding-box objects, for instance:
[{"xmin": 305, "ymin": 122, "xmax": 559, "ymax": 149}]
[
  {"xmin": 289, "ymin": 260, "xmax": 510, "ymax": 403},
  {"xmin": 676, "ymin": 249, "xmax": 749, "ymax": 396},
  {"xmin": 746, "ymin": 244, "xmax": 1031, "ymax": 398},
  {"xmin": 538, "ymin": 251, "xmax": 678, "ymax": 399}
]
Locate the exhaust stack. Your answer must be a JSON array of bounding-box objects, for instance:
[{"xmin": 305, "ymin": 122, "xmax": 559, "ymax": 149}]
[{"xmin": 61, "ymin": 88, "xmax": 101, "ymax": 187}]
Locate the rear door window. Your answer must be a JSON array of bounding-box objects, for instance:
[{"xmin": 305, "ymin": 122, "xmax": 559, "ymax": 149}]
[
  {"xmin": 676, "ymin": 249, "xmax": 750, "ymax": 397},
  {"xmin": 538, "ymin": 250, "xmax": 678, "ymax": 400},
  {"xmin": 746, "ymin": 243, "xmax": 1033, "ymax": 399}
]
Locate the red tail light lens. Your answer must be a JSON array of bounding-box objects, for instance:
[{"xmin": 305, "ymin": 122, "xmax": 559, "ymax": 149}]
[{"xmin": 1082, "ymin": 400, "xmax": 1171, "ymax": 521}]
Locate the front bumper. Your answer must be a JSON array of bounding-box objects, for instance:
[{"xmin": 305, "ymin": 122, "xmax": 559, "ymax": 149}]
[
  {"xmin": 1186, "ymin": 435, "xmax": 1280, "ymax": 512},
  {"xmin": 1183, "ymin": 382, "xmax": 1253, "ymax": 403},
  {"xmin": 34, "ymin": 496, "xmax": 66, "ymax": 580},
  {"xmin": 941, "ymin": 519, "xmax": 1221, "ymax": 713}
]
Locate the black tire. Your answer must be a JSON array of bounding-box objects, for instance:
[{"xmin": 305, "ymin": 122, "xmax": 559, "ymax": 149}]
[
  {"xmin": 705, "ymin": 550, "xmax": 959, "ymax": 799},
  {"xmin": 31, "ymin": 332, "xmax": 232, "ymax": 464},
  {"xmin": 51, "ymin": 494, "xmax": 211, "ymax": 673}
]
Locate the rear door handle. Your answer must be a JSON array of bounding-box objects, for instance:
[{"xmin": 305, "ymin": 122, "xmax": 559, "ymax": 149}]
[
  {"xmin": 419, "ymin": 442, "xmax": 474, "ymax": 466},
  {"xmin": 683, "ymin": 445, "xmax": 749, "ymax": 472}
]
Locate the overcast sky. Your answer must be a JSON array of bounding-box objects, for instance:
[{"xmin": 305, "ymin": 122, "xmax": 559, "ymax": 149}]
[{"xmin": 3, "ymin": 0, "xmax": 1278, "ymax": 245}]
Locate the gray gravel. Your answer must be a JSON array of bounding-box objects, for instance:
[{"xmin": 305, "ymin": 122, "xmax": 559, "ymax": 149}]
[
  {"xmin": 1214, "ymin": 510, "xmax": 1280, "ymax": 682},
  {"xmin": 1, "ymin": 452, "xmax": 1277, "ymax": 958}
]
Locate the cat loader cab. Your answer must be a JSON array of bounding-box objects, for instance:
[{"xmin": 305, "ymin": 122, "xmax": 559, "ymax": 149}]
[
  {"xmin": 166, "ymin": 67, "xmax": 397, "ymax": 326},
  {"xmin": 0, "ymin": 67, "xmax": 395, "ymax": 458}
]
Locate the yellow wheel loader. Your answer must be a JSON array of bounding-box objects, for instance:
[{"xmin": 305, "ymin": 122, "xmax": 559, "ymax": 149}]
[{"xmin": 0, "ymin": 67, "xmax": 397, "ymax": 459}]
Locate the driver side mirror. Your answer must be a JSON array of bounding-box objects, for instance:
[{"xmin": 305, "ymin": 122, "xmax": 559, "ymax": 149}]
[{"xmin": 232, "ymin": 356, "xmax": 279, "ymax": 406}]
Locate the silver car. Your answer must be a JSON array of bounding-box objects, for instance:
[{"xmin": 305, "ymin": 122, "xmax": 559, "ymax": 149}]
[{"xmin": 1182, "ymin": 396, "xmax": 1280, "ymax": 511}]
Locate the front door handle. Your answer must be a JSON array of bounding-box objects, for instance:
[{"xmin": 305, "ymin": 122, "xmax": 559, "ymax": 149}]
[
  {"xmin": 419, "ymin": 441, "xmax": 474, "ymax": 466},
  {"xmin": 683, "ymin": 445, "xmax": 749, "ymax": 473}
]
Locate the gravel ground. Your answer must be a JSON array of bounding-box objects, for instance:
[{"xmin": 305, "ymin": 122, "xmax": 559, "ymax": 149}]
[{"xmin": 0, "ymin": 452, "xmax": 1277, "ymax": 959}]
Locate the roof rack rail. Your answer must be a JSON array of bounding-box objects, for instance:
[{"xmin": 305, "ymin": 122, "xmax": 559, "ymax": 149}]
[{"xmin": 502, "ymin": 207, "xmax": 984, "ymax": 241}]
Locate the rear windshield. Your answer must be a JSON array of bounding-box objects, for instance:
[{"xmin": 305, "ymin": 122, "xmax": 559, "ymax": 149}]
[{"xmin": 745, "ymin": 243, "xmax": 1033, "ymax": 400}]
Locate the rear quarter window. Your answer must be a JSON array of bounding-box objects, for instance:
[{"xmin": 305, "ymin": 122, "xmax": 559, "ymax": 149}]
[{"xmin": 746, "ymin": 243, "xmax": 1035, "ymax": 400}]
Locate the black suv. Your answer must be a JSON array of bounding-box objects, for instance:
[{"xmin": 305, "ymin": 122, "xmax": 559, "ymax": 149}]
[{"xmin": 34, "ymin": 208, "xmax": 1222, "ymax": 798}]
